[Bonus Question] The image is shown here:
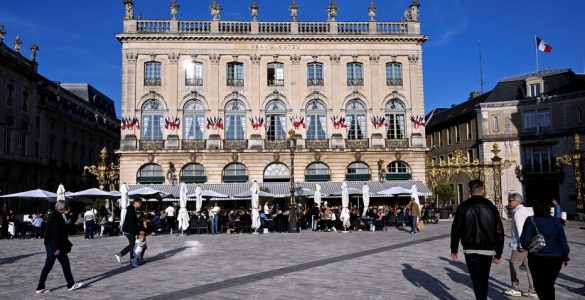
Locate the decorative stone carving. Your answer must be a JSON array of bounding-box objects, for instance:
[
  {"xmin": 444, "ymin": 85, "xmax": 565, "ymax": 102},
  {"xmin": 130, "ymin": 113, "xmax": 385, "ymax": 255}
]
[
  {"xmin": 147, "ymin": 153, "xmax": 155, "ymax": 163},
  {"xmin": 265, "ymin": 140, "xmax": 288, "ymax": 150},
  {"xmin": 125, "ymin": 52, "xmax": 137, "ymax": 63},
  {"xmin": 250, "ymin": 54, "xmax": 261, "ymax": 65},
  {"xmin": 13, "ymin": 35, "xmax": 22, "ymax": 52},
  {"xmin": 354, "ymin": 151, "xmax": 362, "ymax": 161},
  {"xmin": 404, "ymin": 1, "xmax": 421, "ymax": 22},
  {"xmin": 224, "ymin": 140, "xmax": 248, "ymax": 151},
  {"xmin": 273, "ymin": 152, "xmax": 280, "ymax": 162},
  {"xmin": 209, "ymin": 53, "xmax": 220, "ymax": 64},
  {"xmin": 182, "ymin": 91, "xmax": 206, "ymax": 103},
  {"xmin": 327, "ymin": 0, "xmax": 338, "ymax": 21},
  {"xmin": 210, "ymin": 0, "xmax": 221, "ymax": 21},
  {"xmin": 140, "ymin": 140, "xmax": 164, "ymax": 151},
  {"xmin": 224, "ymin": 91, "xmax": 247, "ymax": 102},
  {"xmin": 182, "ymin": 140, "xmax": 206, "ymax": 150},
  {"xmin": 305, "ymin": 91, "xmax": 328, "ymax": 103},
  {"xmin": 344, "ymin": 90, "xmax": 367, "ymax": 102},
  {"xmin": 231, "ymin": 152, "xmax": 239, "ymax": 162},
  {"xmin": 314, "ymin": 152, "xmax": 321, "ymax": 161},
  {"xmin": 369, "ymin": 55, "xmax": 380, "ymax": 64},
  {"xmin": 140, "ymin": 91, "xmax": 165, "ymax": 103},
  {"xmin": 149, "ymin": 54, "xmax": 157, "ymax": 61},
  {"xmin": 368, "ymin": 0, "xmax": 377, "ymax": 21},
  {"xmin": 386, "ymin": 139, "xmax": 409, "ymax": 148},
  {"xmin": 29, "ymin": 45, "xmax": 39, "ymax": 61},
  {"xmin": 170, "ymin": 0, "xmax": 180, "ymax": 20},
  {"xmin": 352, "ymin": 55, "xmax": 358, "ymax": 62},
  {"xmin": 289, "ymin": 0, "xmax": 299, "ymax": 22},
  {"xmin": 408, "ymin": 54, "xmax": 419, "ymax": 64},
  {"xmin": 391, "ymin": 55, "xmax": 397, "ymax": 62},
  {"xmin": 265, "ymin": 90, "xmax": 286, "ymax": 102},
  {"xmin": 250, "ymin": 0, "xmax": 259, "ymax": 21},
  {"xmin": 306, "ymin": 139, "xmax": 329, "ymax": 149},
  {"xmin": 290, "ymin": 54, "xmax": 301, "ymax": 65},
  {"xmin": 124, "ymin": 0, "xmax": 134, "ymax": 20},
  {"xmin": 190, "ymin": 152, "xmax": 197, "ymax": 162},
  {"xmin": 0, "ymin": 25, "xmax": 6, "ymax": 42},
  {"xmin": 168, "ymin": 53, "xmax": 180, "ymax": 63},
  {"xmin": 347, "ymin": 139, "xmax": 369, "ymax": 149},
  {"xmin": 329, "ymin": 54, "xmax": 340, "ymax": 64}
]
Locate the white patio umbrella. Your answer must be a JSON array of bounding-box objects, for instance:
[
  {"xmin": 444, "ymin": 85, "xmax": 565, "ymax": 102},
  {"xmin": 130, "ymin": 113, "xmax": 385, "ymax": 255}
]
[
  {"xmin": 177, "ymin": 183, "xmax": 190, "ymax": 233},
  {"xmin": 0, "ymin": 189, "xmax": 57, "ymax": 199},
  {"xmin": 250, "ymin": 182, "xmax": 260, "ymax": 231},
  {"xmin": 362, "ymin": 184, "xmax": 370, "ymax": 217},
  {"xmin": 377, "ymin": 186, "xmax": 412, "ymax": 196},
  {"xmin": 340, "ymin": 181, "xmax": 351, "ymax": 230},
  {"xmin": 314, "ymin": 184, "xmax": 322, "ymax": 208},
  {"xmin": 128, "ymin": 187, "xmax": 172, "ymax": 199},
  {"xmin": 56, "ymin": 184, "xmax": 66, "ymax": 201},
  {"xmin": 410, "ymin": 184, "xmax": 420, "ymax": 207},
  {"xmin": 234, "ymin": 190, "xmax": 276, "ymax": 198},
  {"xmin": 119, "ymin": 184, "xmax": 129, "ymax": 230},
  {"xmin": 295, "ymin": 188, "xmax": 315, "ymax": 197},
  {"xmin": 67, "ymin": 188, "xmax": 119, "ymax": 198},
  {"xmin": 194, "ymin": 185, "xmax": 203, "ymax": 213}
]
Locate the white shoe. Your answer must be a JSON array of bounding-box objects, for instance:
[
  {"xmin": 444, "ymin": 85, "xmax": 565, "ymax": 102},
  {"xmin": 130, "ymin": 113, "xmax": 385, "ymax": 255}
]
[
  {"xmin": 503, "ymin": 289, "xmax": 522, "ymax": 297},
  {"xmin": 36, "ymin": 289, "xmax": 49, "ymax": 294},
  {"xmin": 115, "ymin": 254, "xmax": 121, "ymax": 264},
  {"xmin": 521, "ymin": 291, "xmax": 538, "ymax": 298},
  {"xmin": 68, "ymin": 282, "xmax": 84, "ymax": 291}
]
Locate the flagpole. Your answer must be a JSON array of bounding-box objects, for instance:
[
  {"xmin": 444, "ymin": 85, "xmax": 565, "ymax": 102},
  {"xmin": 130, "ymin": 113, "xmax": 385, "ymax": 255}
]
[{"xmin": 535, "ymin": 35, "xmax": 540, "ymax": 72}]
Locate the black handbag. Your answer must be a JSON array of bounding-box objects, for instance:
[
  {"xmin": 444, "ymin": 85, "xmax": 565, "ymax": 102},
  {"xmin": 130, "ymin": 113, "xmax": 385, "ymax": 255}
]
[
  {"xmin": 62, "ymin": 240, "xmax": 73, "ymax": 254},
  {"xmin": 528, "ymin": 217, "xmax": 546, "ymax": 254}
]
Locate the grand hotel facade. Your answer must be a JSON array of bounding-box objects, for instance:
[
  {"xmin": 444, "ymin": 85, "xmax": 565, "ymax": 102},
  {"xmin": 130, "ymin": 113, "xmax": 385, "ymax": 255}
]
[{"xmin": 116, "ymin": 1, "xmax": 429, "ymax": 191}]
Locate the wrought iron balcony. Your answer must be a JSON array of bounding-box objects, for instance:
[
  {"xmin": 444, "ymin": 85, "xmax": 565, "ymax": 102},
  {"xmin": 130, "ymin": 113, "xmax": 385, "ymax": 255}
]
[
  {"xmin": 385, "ymin": 139, "xmax": 409, "ymax": 148},
  {"xmin": 139, "ymin": 140, "xmax": 164, "ymax": 150},
  {"xmin": 346, "ymin": 138, "xmax": 369, "ymax": 149},
  {"xmin": 386, "ymin": 78, "xmax": 403, "ymax": 86},
  {"xmin": 223, "ymin": 139, "xmax": 248, "ymax": 150},
  {"xmin": 305, "ymin": 139, "xmax": 329, "ymax": 149},
  {"xmin": 268, "ymin": 79, "xmax": 285, "ymax": 86},
  {"xmin": 144, "ymin": 78, "xmax": 161, "ymax": 86},
  {"xmin": 264, "ymin": 139, "xmax": 288, "ymax": 150},
  {"xmin": 185, "ymin": 78, "xmax": 203, "ymax": 86},
  {"xmin": 182, "ymin": 140, "xmax": 206, "ymax": 150},
  {"xmin": 227, "ymin": 79, "xmax": 244, "ymax": 86},
  {"xmin": 347, "ymin": 79, "xmax": 364, "ymax": 86},
  {"xmin": 307, "ymin": 79, "xmax": 324, "ymax": 86}
]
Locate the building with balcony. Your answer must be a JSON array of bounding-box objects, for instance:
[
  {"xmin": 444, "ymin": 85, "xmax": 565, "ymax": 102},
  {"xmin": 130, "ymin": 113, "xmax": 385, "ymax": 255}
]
[
  {"xmin": 0, "ymin": 29, "xmax": 120, "ymax": 207},
  {"xmin": 116, "ymin": 1, "xmax": 430, "ymax": 197},
  {"xmin": 426, "ymin": 69, "xmax": 585, "ymax": 215}
]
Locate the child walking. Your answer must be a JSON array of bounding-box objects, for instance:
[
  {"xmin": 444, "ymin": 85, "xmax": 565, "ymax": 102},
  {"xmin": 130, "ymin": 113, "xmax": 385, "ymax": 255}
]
[{"xmin": 131, "ymin": 232, "xmax": 147, "ymax": 267}]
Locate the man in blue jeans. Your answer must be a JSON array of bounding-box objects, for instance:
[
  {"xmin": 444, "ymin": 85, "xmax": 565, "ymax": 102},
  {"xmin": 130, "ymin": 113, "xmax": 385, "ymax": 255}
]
[
  {"xmin": 116, "ymin": 198, "xmax": 142, "ymax": 263},
  {"xmin": 210, "ymin": 202, "xmax": 220, "ymax": 234}
]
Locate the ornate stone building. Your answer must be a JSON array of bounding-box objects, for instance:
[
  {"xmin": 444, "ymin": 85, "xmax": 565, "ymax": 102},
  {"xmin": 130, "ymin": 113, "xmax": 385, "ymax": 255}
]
[
  {"xmin": 0, "ymin": 28, "xmax": 120, "ymax": 205},
  {"xmin": 116, "ymin": 1, "xmax": 429, "ymax": 193},
  {"xmin": 426, "ymin": 69, "xmax": 585, "ymax": 215}
]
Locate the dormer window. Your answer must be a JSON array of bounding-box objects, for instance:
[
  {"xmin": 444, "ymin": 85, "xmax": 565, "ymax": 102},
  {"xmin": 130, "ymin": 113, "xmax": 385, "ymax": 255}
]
[{"xmin": 530, "ymin": 83, "xmax": 541, "ymax": 97}]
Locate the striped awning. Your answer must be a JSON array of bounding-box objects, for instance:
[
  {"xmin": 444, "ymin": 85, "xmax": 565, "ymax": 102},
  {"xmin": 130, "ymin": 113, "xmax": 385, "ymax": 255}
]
[{"xmin": 127, "ymin": 180, "xmax": 431, "ymax": 201}]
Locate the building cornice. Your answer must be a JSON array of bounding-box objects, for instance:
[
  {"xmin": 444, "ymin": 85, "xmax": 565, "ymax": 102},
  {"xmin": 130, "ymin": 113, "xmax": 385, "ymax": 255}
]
[{"xmin": 116, "ymin": 34, "xmax": 428, "ymax": 44}]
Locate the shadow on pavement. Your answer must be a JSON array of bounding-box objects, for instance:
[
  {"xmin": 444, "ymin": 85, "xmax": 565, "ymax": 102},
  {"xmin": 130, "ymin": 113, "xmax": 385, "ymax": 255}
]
[
  {"xmin": 402, "ymin": 263, "xmax": 457, "ymax": 300},
  {"xmin": 0, "ymin": 252, "xmax": 43, "ymax": 266},
  {"xmin": 439, "ymin": 256, "xmax": 509, "ymax": 300},
  {"xmin": 557, "ymin": 272, "xmax": 585, "ymax": 296}
]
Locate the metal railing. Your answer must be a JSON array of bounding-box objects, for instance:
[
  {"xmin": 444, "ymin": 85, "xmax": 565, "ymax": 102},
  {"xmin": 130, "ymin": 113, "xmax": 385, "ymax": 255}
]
[
  {"xmin": 386, "ymin": 78, "xmax": 403, "ymax": 86},
  {"xmin": 307, "ymin": 79, "xmax": 324, "ymax": 86},
  {"xmin": 227, "ymin": 79, "xmax": 244, "ymax": 86},
  {"xmin": 347, "ymin": 79, "xmax": 364, "ymax": 86}
]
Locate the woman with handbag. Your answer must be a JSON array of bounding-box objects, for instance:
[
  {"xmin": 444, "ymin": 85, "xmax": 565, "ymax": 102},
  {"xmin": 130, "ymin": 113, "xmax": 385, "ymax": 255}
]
[{"xmin": 520, "ymin": 198, "xmax": 570, "ymax": 300}]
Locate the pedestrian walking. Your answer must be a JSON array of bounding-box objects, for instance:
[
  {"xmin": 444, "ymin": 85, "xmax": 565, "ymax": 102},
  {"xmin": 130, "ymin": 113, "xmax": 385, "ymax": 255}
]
[
  {"xmin": 520, "ymin": 198, "xmax": 570, "ymax": 300},
  {"xmin": 450, "ymin": 179, "xmax": 504, "ymax": 300},
  {"xmin": 165, "ymin": 203, "xmax": 176, "ymax": 234},
  {"xmin": 209, "ymin": 202, "xmax": 220, "ymax": 234},
  {"xmin": 83, "ymin": 205, "xmax": 97, "ymax": 239},
  {"xmin": 115, "ymin": 198, "xmax": 142, "ymax": 264},
  {"xmin": 36, "ymin": 200, "xmax": 84, "ymax": 294},
  {"xmin": 552, "ymin": 198, "xmax": 565, "ymax": 225},
  {"xmin": 406, "ymin": 197, "xmax": 420, "ymax": 234},
  {"xmin": 503, "ymin": 193, "xmax": 537, "ymax": 298}
]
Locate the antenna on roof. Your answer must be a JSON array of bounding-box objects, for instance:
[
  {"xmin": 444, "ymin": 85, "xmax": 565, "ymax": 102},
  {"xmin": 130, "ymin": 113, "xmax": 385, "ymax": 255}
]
[{"xmin": 478, "ymin": 40, "xmax": 485, "ymax": 94}]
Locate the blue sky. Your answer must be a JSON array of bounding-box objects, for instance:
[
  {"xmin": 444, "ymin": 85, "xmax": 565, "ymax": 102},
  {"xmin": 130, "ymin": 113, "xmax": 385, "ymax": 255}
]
[{"xmin": 1, "ymin": 0, "xmax": 584, "ymax": 115}]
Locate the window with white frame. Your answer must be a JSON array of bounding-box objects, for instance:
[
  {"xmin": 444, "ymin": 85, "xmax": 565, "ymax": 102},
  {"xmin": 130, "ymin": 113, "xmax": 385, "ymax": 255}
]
[
  {"xmin": 438, "ymin": 131, "xmax": 443, "ymax": 147},
  {"xmin": 387, "ymin": 161, "xmax": 410, "ymax": 174},
  {"xmin": 385, "ymin": 99, "xmax": 405, "ymax": 139},
  {"xmin": 306, "ymin": 162, "xmax": 330, "ymax": 175},
  {"xmin": 264, "ymin": 163, "xmax": 290, "ymax": 181},
  {"xmin": 523, "ymin": 108, "xmax": 551, "ymax": 133},
  {"xmin": 144, "ymin": 62, "xmax": 161, "ymax": 86},
  {"xmin": 529, "ymin": 83, "xmax": 541, "ymax": 97},
  {"xmin": 267, "ymin": 62, "xmax": 284, "ymax": 86},
  {"xmin": 139, "ymin": 164, "xmax": 163, "ymax": 177},
  {"xmin": 227, "ymin": 62, "xmax": 244, "ymax": 86},
  {"xmin": 385, "ymin": 62, "xmax": 402, "ymax": 86},
  {"xmin": 224, "ymin": 163, "xmax": 247, "ymax": 176},
  {"xmin": 346, "ymin": 99, "xmax": 367, "ymax": 140},
  {"xmin": 182, "ymin": 163, "xmax": 205, "ymax": 176},
  {"xmin": 347, "ymin": 162, "xmax": 369, "ymax": 174},
  {"xmin": 346, "ymin": 62, "xmax": 364, "ymax": 86},
  {"xmin": 307, "ymin": 62, "xmax": 324, "ymax": 86},
  {"xmin": 455, "ymin": 125, "xmax": 460, "ymax": 143},
  {"xmin": 184, "ymin": 61, "xmax": 203, "ymax": 86},
  {"xmin": 224, "ymin": 100, "xmax": 246, "ymax": 140},
  {"xmin": 183, "ymin": 100, "xmax": 205, "ymax": 140},
  {"xmin": 447, "ymin": 127, "xmax": 452, "ymax": 144},
  {"xmin": 265, "ymin": 100, "xmax": 287, "ymax": 140},
  {"xmin": 466, "ymin": 121, "xmax": 472, "ymax": 139},
  {"xmin": 305, "ymin": 100, "xmax": 327, "ymax": 140},
  {"xmin": 141, "ymin": 100, "xmax": 164, "ymax": 140},
  {"xmin": 524, "ymin": 146, "xmax": 554, "ymax": 173},
  {"xmin": 493, "ymin": 115, "xmax": 500, "ymax": 132}
]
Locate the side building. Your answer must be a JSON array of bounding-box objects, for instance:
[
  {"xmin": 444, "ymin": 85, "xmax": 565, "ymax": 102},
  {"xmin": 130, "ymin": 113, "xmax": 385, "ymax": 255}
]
[
  {"xmin": 116, "ymin": 1, "xmax": 430, "ymax": 194},
  {"xmin": 426, "ymin": 69, "xmax": 585, "ymax": 215},
  {"xmin": 0, "ymin": 30, "xmax": 120, "ymax": 206}
]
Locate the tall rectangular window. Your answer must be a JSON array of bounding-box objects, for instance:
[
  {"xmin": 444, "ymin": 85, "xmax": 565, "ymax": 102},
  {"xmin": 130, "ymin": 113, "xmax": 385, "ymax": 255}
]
[
  {"xmin": 466, "ymin": 121, "xmax": 472, "ymax": 139},
  {"xmin": 6, "ymin": 84, "xmax": 14, "ymax": 106},
  {"xmin": 438, "ymin": 131, "xmax": 443, "ymax": 147},
  {"xmin": 144, "ymin": 62, "xmax": 162, "ymax": 86},
  {"xmin": 3, "ymin": 130, "xmax": 10, "ymax": 154},
  {"xmin": 227, "ymin": 62, "xmax": 244, "ymax": 86},
  {"xmin": 523, "ymin": 109, "xmax": 551, "ymax": 133},
  {"xmin": 185, "ymin": 61, "xmax": 203, "ymax": 86},
  {"xmin": 307, "ymin": 63, "xmax": 324, "ymax": 86},
  {"xmin": 467, "ymin": 149, "xmax": 473, "ymax": 161},
  {"xmin": 493, "ymin": 115, "xmax": 500, "ymax": 132},
  {"xmin": 346, "ymin": 63, "xmax": 364, "ymax": 86},
  {"xmin": 267, "ymin": 63, "xmax": 284, "ymax": 86},
  {"xmin": 578, "ymin": 107, "xmax": 583, "ymax": 124},
  {"xmin": 457, "ymin": 184, "xmax": 464, "ymax": 204},
  {"xmin": 447, "ymin": 128, "xmax": 452, "ymax": 145},
  {"xmin": 455, "ymin": 125, "xmax": 460, "ymax": 143},
  {"xmin": 22, "ymin": 91, "xmax": 28, "ymax": 111},
  {"xmin": 524, "ymin": 146, "xmax": 554, "ymax": 173},
  {"xmin": 530, "ymin": 83, "xmax": 541, "ymax": 97},
  {"xmin": 20, "ymin": 134, "xmax": 26, "ymax": 157},
  {"xmin": 385, "ymin": 62, "xmax": 403, "ymax": 86}
]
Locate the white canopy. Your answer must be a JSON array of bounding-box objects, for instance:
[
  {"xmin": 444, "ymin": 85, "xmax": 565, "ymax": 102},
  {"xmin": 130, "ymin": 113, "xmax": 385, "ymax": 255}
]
[
  {"xmin": 56, "ymin": 184, "xmax": 66, "ymax": 201},
  {"xmin": 410, "ymin": 184, "xmax": 421, "ymax": 207},
  {"xmin": 177, "ymin": 183, "xmax": 190, "ymax": 232},
  {"xmin": 377, "ymin": 186, "xmax": 413, "ymax": 196},
  {"xmin": 329, "ymin": 187, "xmax": 363, "ymax": 196},
  {"xmin": 128, "ymin": 187, "xmax": 172, "ymax": 199},
  {"xmin": 314, "ymin": 184, "xmax": 322, "ymax": 208},
  {"xmin": 119, "ymin": 184, "xmax": 129, "ymax": 230},
  {"xmin": 67, "ymin": 188, "xmax": 119, "ymax": 198},
  {"xmin": 0, "ymin": 189, "xmax": 57, "ymax": 199},
  {"xmin": 234, "ymin": 190, "xmax": 275, "ymax": 198},
  {"xmin": 188, "ymin": 189, "xmax": 229, "ymax": 199},
  {"xmin": 250, "ymin": 182, "xmax": 260, "ymax": 230},
  {"xmin": 193, "ymin": 186, "xmax": 203, "ymax": 213},
  {"xmin": 295, "ymin": 188, "xmax": 315, "ymax": 197},
  {"xmin": 362, "ymin": 184, "xmax": 370, "ymax": 217},
  {"xmin": 340, "ymin": 181, "xmax": 350, "ymax": 229}
]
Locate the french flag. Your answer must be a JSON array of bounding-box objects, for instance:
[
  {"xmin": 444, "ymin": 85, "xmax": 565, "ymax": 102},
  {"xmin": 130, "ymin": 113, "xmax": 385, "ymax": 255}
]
[{"xmin": 536, "ymin": 37, "xmax": 552, "ymax": 53}]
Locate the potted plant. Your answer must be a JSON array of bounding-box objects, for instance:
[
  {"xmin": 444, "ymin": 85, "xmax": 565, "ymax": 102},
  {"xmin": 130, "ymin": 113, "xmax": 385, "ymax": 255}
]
[{"xmin": 435, "ymin": 183, "xmax": 455, "ymax": 219}]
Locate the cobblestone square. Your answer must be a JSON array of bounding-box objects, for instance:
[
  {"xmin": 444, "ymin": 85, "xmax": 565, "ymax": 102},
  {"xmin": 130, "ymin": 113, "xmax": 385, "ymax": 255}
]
[{"xmin": 1, "ymin": 221, "xmax": 583, "ymax": 300}]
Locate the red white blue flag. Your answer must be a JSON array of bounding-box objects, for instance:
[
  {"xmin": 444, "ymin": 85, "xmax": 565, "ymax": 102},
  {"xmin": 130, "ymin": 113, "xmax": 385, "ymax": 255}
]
[{"xmin": 536, "ymin": 37, "xmax": 552, "ymax": 53}]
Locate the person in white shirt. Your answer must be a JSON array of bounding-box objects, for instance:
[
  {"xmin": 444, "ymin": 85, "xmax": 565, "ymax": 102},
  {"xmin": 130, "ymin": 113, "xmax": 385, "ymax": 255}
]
[
  {"xmin": 165, "ymin": 204, "xmax": 176, "ymax": 234},
  {"xmin": 131, "ymin": 232, "xmax": 146, "ymax": 267},
  {"xmin": 503, "ymin": 193, "xmax": 537, "ymax": 298},
  {"xmin": 83, "ymin": 206, "xmax": 97, "ymax": 240},
  {"xmin": 210, "ymin": 202, "xmax": 220, "ymax": 234}
]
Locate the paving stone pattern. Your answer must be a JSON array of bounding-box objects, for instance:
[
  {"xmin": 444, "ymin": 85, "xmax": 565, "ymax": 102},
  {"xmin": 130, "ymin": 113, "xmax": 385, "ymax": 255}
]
[{"xmin": 0, "ymin": 221, "xmax": 584, "ymax": 300}]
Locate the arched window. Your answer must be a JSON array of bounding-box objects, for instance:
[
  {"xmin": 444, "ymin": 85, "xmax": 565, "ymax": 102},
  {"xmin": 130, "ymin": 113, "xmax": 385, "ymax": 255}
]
[
  {"xmin": 386, "ymin": 62, "xmax": 403, "ymax": 86},
  {"xmin": 307, "ymin": 62, "xmax": 324, "ymax": 86},
  {"xmin": 144, "ymin": 61, "xmax": 162, "ymax": 86},
  {"xmin": 265, "ymin": 100, "xmax": 287, "ymax": 140},
  {"xmin": 305, "ymin": 162, "xmax": 331, "ymax": 181},
  {"xmin": 184, "ymin": 100, "xmax": 205, "ymax": 140},
  {"xmin": 267, "ymin": 62, "xmax": 284, "ymax": 86},
  {"xmin": 137, "ymin": 163, "xmax": 164, "ymax": 184},
  {"xmin": 346, "ymin": 62, "xmax": 363, "ymax": 86},
  {"xmin": 385, "ymin": 99, "xmax": 406, "ymax": 139},
  {"xmin": 141, "ymin": 100, "xmax": 164, "ymax": 140},
  {"xmin": 386, "ymin": 161, "xmax": 412, "ymax": 180},
  {"xmin": 181, "ymin": 163, "xmax": 207, "ymax": 183},
  {"xmin": 263, "ymin": 163, "xmax": 290, "ymax": 182},
  {"xmin": 184, "ymin": 61, "xmax": 203, "ymax": 86},
  {"xmin": 346, "ymin": 161, "xmax": 371, "ymax": 181},
  {"xmin": 306, "ymin": 100, "xmax": 327, "ymax": 140},
  {"xmin": 227, "ymin": 62, "xmax": 244, "ymax": 86},
  {"xmin": 346, "ymin": 99, "xmax": 367, "ymax": 140},
  {"xmin": 223, "ymin": 163, "xmax": 248, "ymax": 183},
  {"xmin": 224, "ymin": 100, "xmax": 246, "ymax": 140}
]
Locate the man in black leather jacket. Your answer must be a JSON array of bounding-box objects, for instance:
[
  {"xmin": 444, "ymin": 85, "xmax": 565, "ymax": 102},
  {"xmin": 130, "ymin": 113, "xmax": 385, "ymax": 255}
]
[
  {"xmin": 450, "ymin": 179, "xmax": 504, "ymax": 300},
  {"xmin": 115, "ymin": 198, "xmax": 142, "ymax": 264}
]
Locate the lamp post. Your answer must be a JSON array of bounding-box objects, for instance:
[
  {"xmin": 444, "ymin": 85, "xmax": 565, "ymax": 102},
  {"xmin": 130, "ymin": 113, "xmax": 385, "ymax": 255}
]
[
  {"xmin": 556, "ymin": 133, "xmax": 585, "ymax": 213},
  {"xmin": 82, "ymin": 147, "xmax": 119, "ymax": 192},
  {"xmin": 287, "ymin": 129, "xmax": 298, "ymax": 233}
]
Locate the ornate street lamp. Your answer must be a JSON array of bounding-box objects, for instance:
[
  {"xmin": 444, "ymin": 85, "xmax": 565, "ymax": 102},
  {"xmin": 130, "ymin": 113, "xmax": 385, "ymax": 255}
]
[
  {"xmin": 287, "ymin": 129, "xmax": 298, "ymax": 233},
  {"xmin": 82, "ymin": 147, "xmax": 119, "ymax": 191}
]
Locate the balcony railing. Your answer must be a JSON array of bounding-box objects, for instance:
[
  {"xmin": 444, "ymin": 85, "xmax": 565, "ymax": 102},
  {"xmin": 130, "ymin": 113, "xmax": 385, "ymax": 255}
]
[
  {"xmin": 144, "ymin": 78, "xmax": 161, "ymax": 86},
  {"xmin": 178, "ymin": 21, "xmax": 211, "ymax": 33},
  {"xmin": 307, "ymin": 79, "xmax": 324, "ymax": 86},
  {"xmin": 385, "ymin": 139, "xmax": 409, "ymax": 148},
  {"xmin": 227, "ymin": 79, "xmax": 244, "ymax": 86},
  {"xmin": 346, "ymin": 139, "xmax": 369, "ymax": 149},
  {"xmin": 298, "ymin": 22, "xmax": 330, "ymax": 34},
  {"xmin": 259, "ymin": 22, "xmax": 291, "ymax": 34},
  {"xmin": 347, "ymin": 79, "xmax": 364, "ymax": 86},
  {"xmin": 386, "ymin": 78, "xmax": 403, "ymax": 86},
  {"xmin": 268, "ymin": 79, "xmax": 285, "ymax": 86},
  {"xmin": 223, "ymin": 139, "xmax": 248, "ymax": 150},
  {"xmin": 185, "ymin": 78, "xmax": 203, "ymax": 86},
  {"xmin": 139, "ymin": 140, "xmax": 164, "ymax": 151},
  {"xmin": 137, "ymin": 21, "xmax": 171, "ymax": 33},
  {"xmin": 219, "ymin": 22, "xmax": 251, "ymax": 33},
  {"xmin": 377, "ymin": 22, "xmax": 408, "ymax": 34},
  {"xmin": 182, "ymin": 140, "xmax": 206, "ymax": 150},
  {"xmin": 264, "ymin": 139, "xmax": 288, "ymax": 150},
  {"xmin": 338, "ymin": 22, "xmax": 369, "ymax": 34},
  {"xmin": 306, "ymin": 139, "xmax": 329, "ymax": 149}
]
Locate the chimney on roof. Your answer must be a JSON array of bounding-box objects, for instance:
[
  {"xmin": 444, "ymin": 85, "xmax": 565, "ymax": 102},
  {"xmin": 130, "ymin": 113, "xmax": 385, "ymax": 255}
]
[{"xmin": 469, "ymin": 91, "xmax": 480, "ymax": 100}]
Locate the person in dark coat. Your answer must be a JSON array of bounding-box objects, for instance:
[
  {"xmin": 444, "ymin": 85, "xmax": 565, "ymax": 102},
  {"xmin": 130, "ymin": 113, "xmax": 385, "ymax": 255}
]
[
  {"xmin": 115, "ymin": 198, "xmax": 142, "ymax": 264},
  {"xmin": 36, "ymin": 200, "xmax": 84, "ymax": 294}
]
